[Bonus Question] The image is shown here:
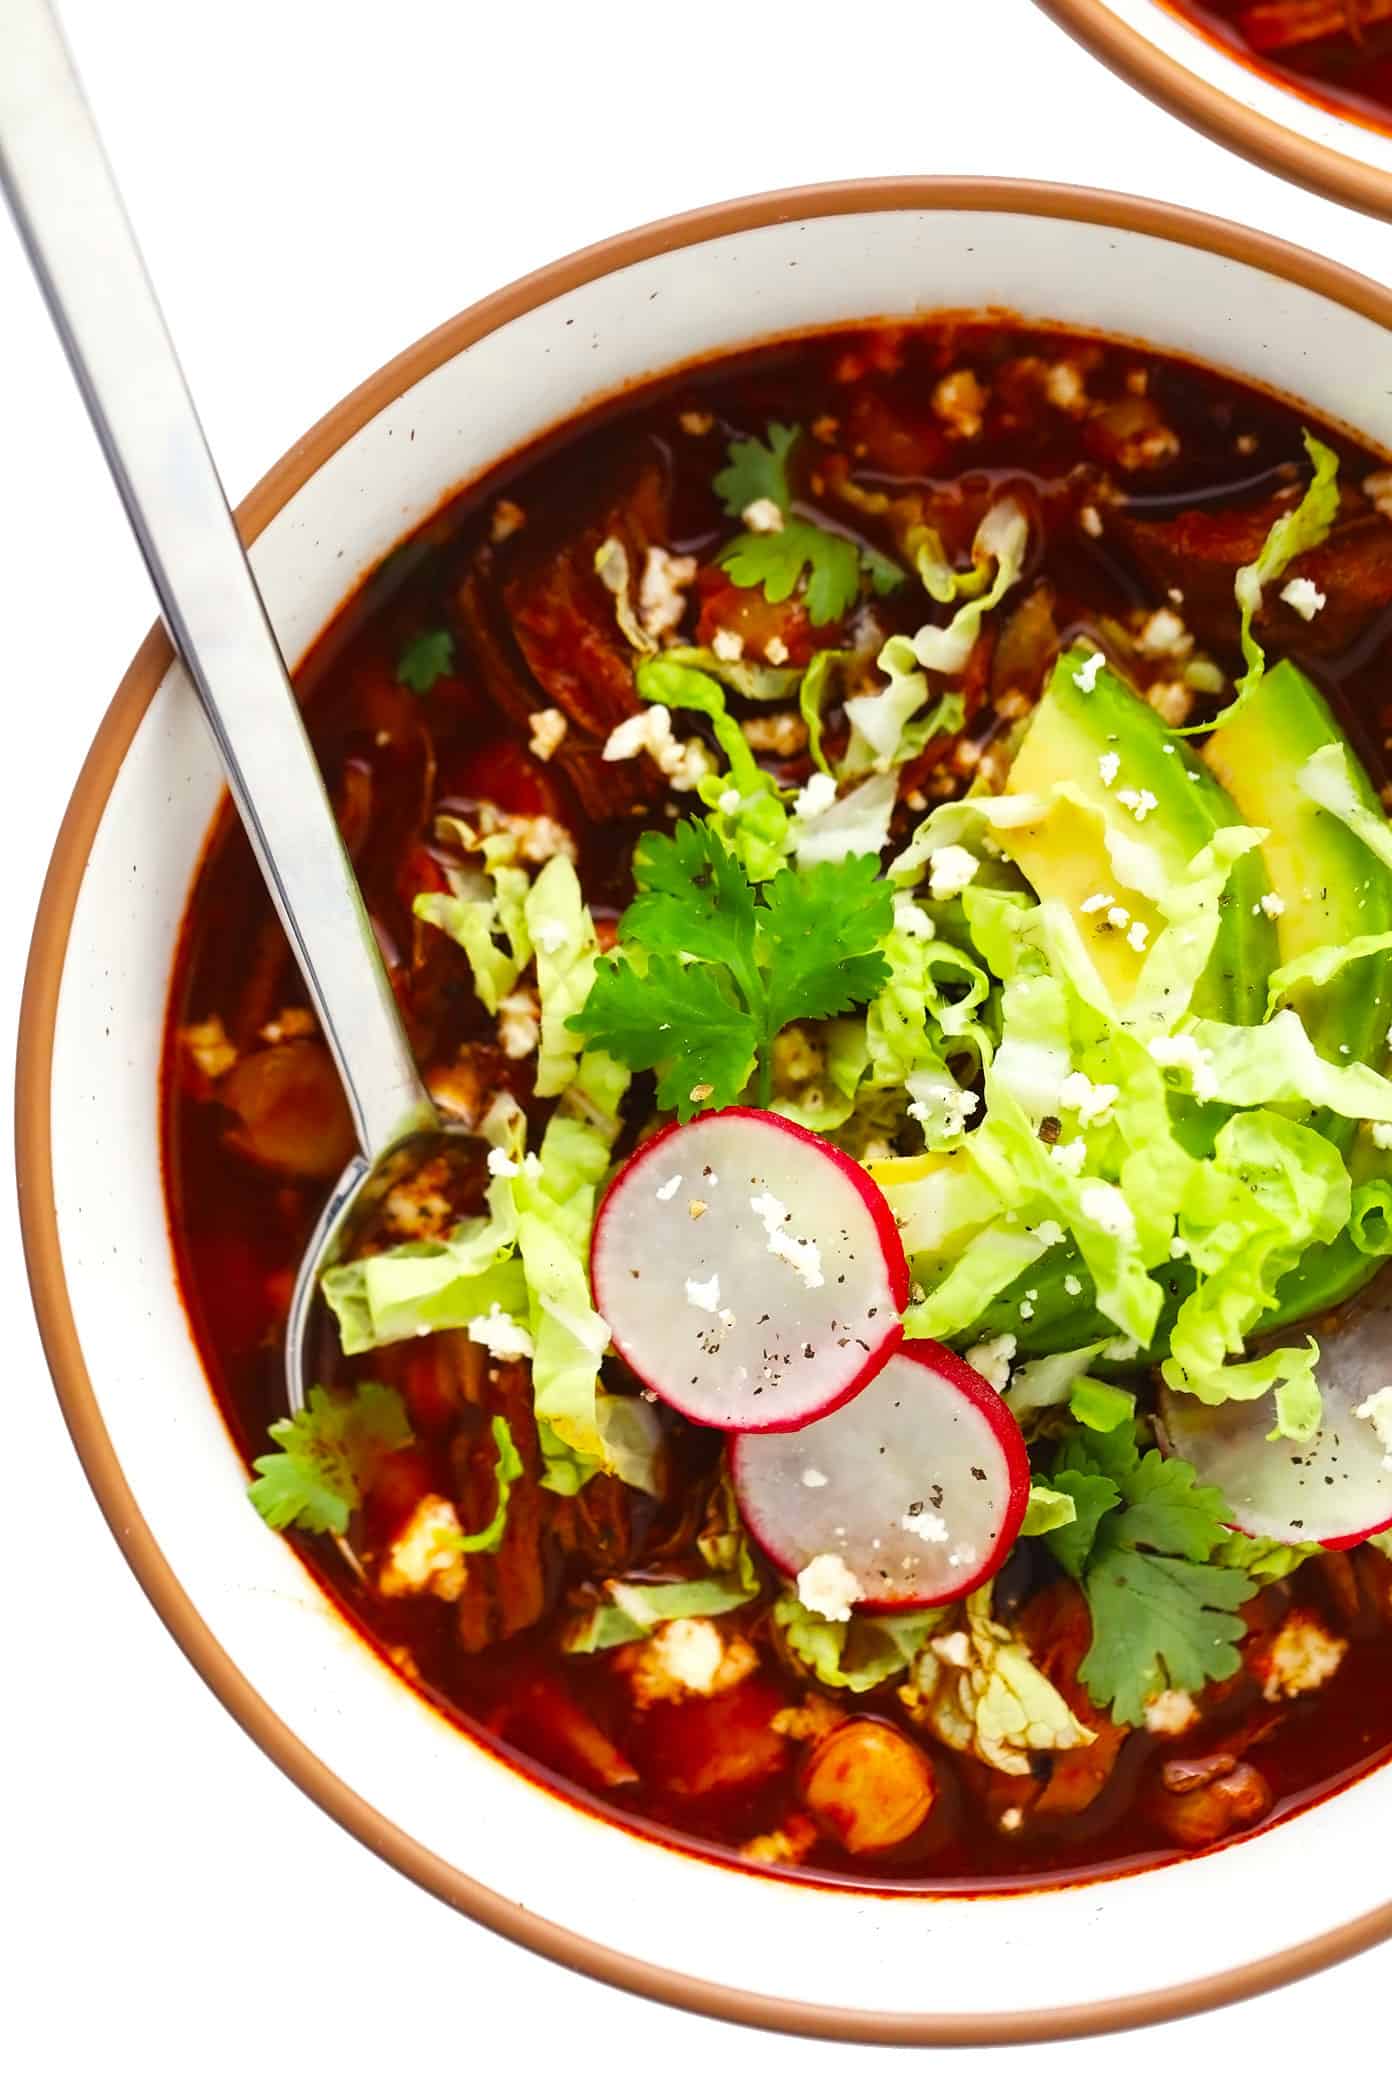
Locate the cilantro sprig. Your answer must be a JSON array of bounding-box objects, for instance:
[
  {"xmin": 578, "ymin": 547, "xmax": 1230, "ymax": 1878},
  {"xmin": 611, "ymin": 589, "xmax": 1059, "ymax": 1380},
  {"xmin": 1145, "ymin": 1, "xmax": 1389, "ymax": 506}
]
[
  {"xmin": 713, "ymin": 423, "xmax": 902, "ymax": 627},
  {"xmin": 1044, "ymin": 1417, "xmax": 1255, "ymax": 1726},
  {"xmin": 248, "ymin": 1380, "xmax": 412, "ymax": 1536},
  {"xmin": 569, "ymin": 818, "xmax": 893, "ymax": 1116}
]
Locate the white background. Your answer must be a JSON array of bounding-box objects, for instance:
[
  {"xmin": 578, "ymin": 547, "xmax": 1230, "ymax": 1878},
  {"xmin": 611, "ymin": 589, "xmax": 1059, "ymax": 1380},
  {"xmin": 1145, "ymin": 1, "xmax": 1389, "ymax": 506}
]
[{"xmin": 6, "ymin": 1, "xmax": 1392, "ymax": 2078}]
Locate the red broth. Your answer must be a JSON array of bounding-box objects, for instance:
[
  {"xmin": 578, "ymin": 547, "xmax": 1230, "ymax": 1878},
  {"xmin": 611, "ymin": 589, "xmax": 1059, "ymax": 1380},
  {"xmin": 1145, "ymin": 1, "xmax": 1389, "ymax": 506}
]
[
  {"xmin": 1166, "ymin": 1, "xmax": 1392, "ymax": 134},
  {"xmin": 162, "ymin": 319, "xmax": 1392, "ymax": 1887}
]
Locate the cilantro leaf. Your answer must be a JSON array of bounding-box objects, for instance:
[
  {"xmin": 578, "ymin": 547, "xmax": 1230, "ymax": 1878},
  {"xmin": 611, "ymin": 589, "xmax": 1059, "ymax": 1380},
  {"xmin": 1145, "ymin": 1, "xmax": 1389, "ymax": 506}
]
[
  {"xmin": 248, "ymin": 1381, "xmax": 412, "ymax": 1535},
  {"xmin": 713, "ymin": 422, "xmax": 799, "ymax": 518},
  {"xmin": 622, "ymin": 822, "xmax": 758, "ymax": 990},
  {"xmin": 760, "ymin": 854, "xmax": 894, "ymax": 1034},
  {"xmin": 396, "ymin": 629, "xmax": 455, "ymax": 692},
  {"xmin": 575, "ymin": 949, "xmax": 758, "ymax": 1114},
  {"xmin": 570, "ymin": 820, "xmax": 894, "ymax": 1115},
  {"xmin": 1077, "ymin": 1552, "xmax": 1252, "ymax": 1727},
  {"xmin": 860, "ymin": 543, "xmax": 907, "ymax": 598},
  {"xmin": 1044, "ymin": 1416, "xmax": 1255, "ymax": 1725},
  {"xmin": 453, "ymin": 1416, "xmax": 524, "ymax": 1556},
  {"xmin": 718, "ymin": 521, "xmax": 862, "ymax": 627},
  {"xmin": 1044, "ymin": 1470, "xmax": 1121, "ymax": 1578}
]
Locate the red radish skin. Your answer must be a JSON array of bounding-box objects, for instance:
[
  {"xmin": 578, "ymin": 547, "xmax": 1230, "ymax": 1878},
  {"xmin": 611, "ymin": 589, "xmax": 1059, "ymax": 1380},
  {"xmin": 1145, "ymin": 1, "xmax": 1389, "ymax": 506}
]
[
  {"xmin": 732, "ymin": 1339, "xmax": 1031, "ymax": 1611},
  {"xmin": 591, "ymin": 1108, "xmax": 909, "ymax": 1434}
]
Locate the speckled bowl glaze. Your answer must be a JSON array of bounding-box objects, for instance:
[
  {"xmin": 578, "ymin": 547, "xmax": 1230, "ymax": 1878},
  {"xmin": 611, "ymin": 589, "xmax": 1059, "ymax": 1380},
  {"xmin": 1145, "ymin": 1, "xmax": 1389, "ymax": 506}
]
[
  {"xmin": 19, "ymin": 179, "xmax": 1392, "ymax": 2045},
  {"xmin": 1038, "ymin": 0, "xmax": 1392, "ymax": 222}
]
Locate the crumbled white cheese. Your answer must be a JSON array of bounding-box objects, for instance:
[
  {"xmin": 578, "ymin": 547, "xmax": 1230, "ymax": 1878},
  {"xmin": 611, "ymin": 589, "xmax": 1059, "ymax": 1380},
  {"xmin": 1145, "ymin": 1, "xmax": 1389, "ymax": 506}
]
[
  {"xmin": 1074, "ymin": 651, "xmax": 1106, "ymax": 696},
  {"xmin": 1097, "ymin": 749, "xmax": 1121, "ymax": 785},
  {"xmin": 1019, "ymin": 1300, "xmax": 1035, "ymax": 1321},
  {"xmin": 718, "ymin": 787, "xmax": 742, "ymax": 814},
  {"xmin": 506, "ymin": 813, "xmax": 575, "ymax": 865},
  {"xmin": 802, "ymin": 1468, "xmax": 830, "ymax": 1489},
  {"xmin": 1102, "ymin": 1336, "xmax": 1139, "ymax": 1362},
  {"xmin": 1258, "ymin": 892, "xmax": 1286, "ymax": 919},
  {"xmin": 497, "ymin": 990, "xmax": 540, "ymax": 1060},
  {"xmin": 1354, "ymin": 1384, "xmax": 1392, "ymax": 1471},
  {"xmin": 1057, "ymin": 1071, "xmax": 1119, "ymax": 1126},
  {"xmin": 638, "ymin": 546, "xmax": 698, "ymax": 639},
  {"xmin": 527, "ymin": 707, "xmax": 568, "ymax": 762},
  {"xmin": 1145, "ymin": 679, "xmax": 1194, "ymax": 728},
  {"xmin": 602, "ymin": 702, "xmax": 711, "ymax": 790},
  {"xmin": 1148, "ymin": 1031, "xmax": 1218, "ymax": 1101},
  {"xmin": 1044, "ymin": 360, "xmax": 1088, "ymax": 414},
  {"xmin": 1080, "ymin": 892, "xmax": 1115, "ymax": 917},
  {"xmin": 1063, "ymin": 1274, "xmax": 1083, "ymax": 1296},
  {"xmin": 685, "ymin": 1273, "xmax": 721, "ymax": 1311},
  {"xmin": 901, "ymin": 1508, "xmax": 950, "ymax": 1544},
  {"xmin": 1144, "ymin": 1690, "xmax": 1199, "ymax": 1736},
  {"xmin": 1116, "ymin": 786, "xmax": 1159, "ymax": 822},
  {"xmin": 1135, "ymin": 606, "xmax": 1193, "ymax": 659},
  {"xmin": 927, "ymin": 844, "xmax": 980, "ymax": 900},
  {"xmin": 487, "ymin": 1148, "xmax": 520, "ymax": 1179},
  {"xmin": 742, "ymin": 497, "xmax": 785, "ymax": 535},
  {"xmin": 765, "ymin": 635, "xmax": 790, "ymax": 665},
  {"xmin": 1365, "ymin": 469, "xmax": 1392, "ymax": 521},
  {"xmin": 491, "ymin": 498, "xmax": 526, "ymax": 542},
  {"xmin": 711, "ymin": 627, "xmax": 745, "ymax": 662},
  {"xmin": 1079, "ymin": 1183, "xmax": 1136, "ymax": 1240},
  {"xmin": 1034, "ymin": 1220, "xmax": 1066, "ymax": 1248},
  {"xmin": 1105, "ymin": 904, "xmax": 1132, "ymax": 933},
  {"xmin": 379, "ymin": 1496, "xmax": 468, "ymax": 1602},
  {"xmin": 964, "ymin": 1332, "xmax": 1017, "ymax": 1392},
  {"xmin": 932, "ymin": 367, "xmax": 988, "ymax": 441},
  {"xmin": 1280, "ymin": 576, "xmax": 1326, "ymax": 622},
  {"xmin": 1372, "ymin": 1122, "xmax": 1392, "ymax": 1150},
  {"xmin": 1125, "ymin": 918, "xmax": 1150, "ymax": 953},
  {"xmin": 1260, "ymin": 1610, "xmax": 1347, "ymax": 1702},
  {"xmin": 467, "ymin": 1301, "xmax": 534, "ymax": 1360},
  {"xmin": 1079, "ymin": 504, "xmax": 1104, "ymax": 539},
  {"xmin": 749, "ymin": 1190, "xmax": 825, "ymax": 1288},
  {"xmin": 655, "ymin": 1174, "xmax": 683, "ymax": 1202},
  {"xmin": 1050, "ymin": 1137, "xmax": 1088, "ymax": 1175},
  {"xmin": 621, "ymin": 1619, "xmax": 759, "ymax": 1707},
  {"xmin": 794, "ymin": 771, "xmax": 838, "ymax": 820},
  {"xmin": 893, "ymin": 896, "xmax": 936, "ymax": 941},
  {"xmin": 796, "ymin": 1552, "xmax": 863, "ymax": 1622}
]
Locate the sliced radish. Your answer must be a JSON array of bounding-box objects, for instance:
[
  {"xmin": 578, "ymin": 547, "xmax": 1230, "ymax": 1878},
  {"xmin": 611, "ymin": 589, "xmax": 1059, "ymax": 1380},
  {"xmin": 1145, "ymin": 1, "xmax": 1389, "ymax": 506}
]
[
  {"xmin": 1158, "ymin": 1369, "xmax": 1392, "ymax": 1550},
  {"xmin": 730, "ymin": 1339, "xmax": 1031, "ymax": 1609},
  {"xmin": 590, "ymin": 1106, "xmax": 908, "ymax": 1432}
]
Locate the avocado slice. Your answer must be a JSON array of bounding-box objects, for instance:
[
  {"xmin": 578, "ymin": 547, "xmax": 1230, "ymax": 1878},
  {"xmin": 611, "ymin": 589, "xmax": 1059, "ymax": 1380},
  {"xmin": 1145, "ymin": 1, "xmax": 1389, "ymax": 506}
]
[
  {"xmin": 1001, "ymin": 648, "xmax": 1275, "ymax": 1022},
  {"xmin": 1205, "ymin": 659, "xmax": 1392, "ymax": 1323}
]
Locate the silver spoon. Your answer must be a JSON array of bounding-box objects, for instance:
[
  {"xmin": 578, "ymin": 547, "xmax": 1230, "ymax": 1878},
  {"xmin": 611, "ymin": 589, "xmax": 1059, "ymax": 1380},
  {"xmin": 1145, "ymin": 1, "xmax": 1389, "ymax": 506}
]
[{"xmin": 1, "ymin": 0, "xmax": 466, "ymax": 1433}]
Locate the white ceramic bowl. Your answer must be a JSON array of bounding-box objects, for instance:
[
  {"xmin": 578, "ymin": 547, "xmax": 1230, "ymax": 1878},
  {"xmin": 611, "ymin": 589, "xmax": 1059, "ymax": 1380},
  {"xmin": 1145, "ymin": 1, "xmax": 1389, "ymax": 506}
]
[
  {"xmin": 1039, "ymin": 0, "xmax": 1392, "ymax": 221},
  {"xmin": 19, "ymin": 178, "xmax": 1392, "ymax": 2044}
]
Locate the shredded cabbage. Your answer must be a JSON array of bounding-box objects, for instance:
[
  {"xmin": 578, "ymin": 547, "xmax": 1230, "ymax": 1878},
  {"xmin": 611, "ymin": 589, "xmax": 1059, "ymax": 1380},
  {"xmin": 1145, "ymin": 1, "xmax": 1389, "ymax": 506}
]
[
  {"xmin": 774, "ymin": 1592, "xmax": 944, "ymax": 1692},
  {"xmin": 898, "ymin": 1585, "xmax": 1094, "ymax": 1775},
  {"xmin": 902, "ymin": 498, "xmax": 1030, "ymax": 676}
]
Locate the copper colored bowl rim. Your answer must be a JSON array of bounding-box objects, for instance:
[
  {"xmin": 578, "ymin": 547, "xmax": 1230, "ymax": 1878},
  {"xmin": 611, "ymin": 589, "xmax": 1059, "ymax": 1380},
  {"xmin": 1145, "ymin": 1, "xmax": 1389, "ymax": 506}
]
[
  {"xmin": 17, "ymin": 175, "xmax": 1392, "ymax": 2045},
  {"xmin": 1035, "ymin": 0, "xmax": 1392, "ymax": 224}
]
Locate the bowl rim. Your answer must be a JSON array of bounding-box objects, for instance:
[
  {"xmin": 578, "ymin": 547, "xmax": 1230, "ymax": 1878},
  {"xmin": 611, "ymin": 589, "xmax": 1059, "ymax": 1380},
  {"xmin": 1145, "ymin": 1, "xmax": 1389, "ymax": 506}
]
[
  {"xmin": 1034, "ymin": 0, "xmax": 1392, "ymax": 223},
  {"xmin": 18, "ymin": 173, "xmax": 1392, "ymax": 2046}
]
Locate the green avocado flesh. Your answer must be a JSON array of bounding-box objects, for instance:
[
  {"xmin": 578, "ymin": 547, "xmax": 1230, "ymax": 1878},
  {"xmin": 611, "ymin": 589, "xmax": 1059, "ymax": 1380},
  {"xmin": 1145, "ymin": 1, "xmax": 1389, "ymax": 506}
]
[
  {"xmin": 1001, "ymin": 649, "xmax": 1274, "ymax": 1021},
  {"xmin": 1207, "ymin": 659, "xmax": 1392, "ymax": 1325}
]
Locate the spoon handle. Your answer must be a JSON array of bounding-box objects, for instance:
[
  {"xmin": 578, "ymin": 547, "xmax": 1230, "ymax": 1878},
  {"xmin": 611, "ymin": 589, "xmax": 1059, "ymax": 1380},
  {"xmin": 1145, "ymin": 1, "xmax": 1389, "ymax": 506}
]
[{"xmin": 0, "ymin": 0, "xmax": 434, "ymax": 1160}]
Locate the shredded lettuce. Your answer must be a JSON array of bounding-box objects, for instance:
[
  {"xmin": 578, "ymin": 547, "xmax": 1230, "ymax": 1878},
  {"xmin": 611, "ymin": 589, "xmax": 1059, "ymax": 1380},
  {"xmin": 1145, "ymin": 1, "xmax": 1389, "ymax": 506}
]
[
  {"xmin": 565, "ymin": 1568, "xmax": 757, "ymax": 1653},
  {"xmin": 902, "ymin": 498, "xmax": 1030, "ymax": 677},
  {"xmin": 775, "ymin": 1591, "xmax": 944, "ymax": 1692},
  {"xmin": 1173, "ymin": 1006, "xmax": 1392, "ymax": 1122},
  {"xmin": 412, "ymin": 816, "xmax": 533, "ymax": 1016},
  {"xmin": 1267, "ymin": 928, "xmax": 1392, "ymax": 1016},
  {"xmin": 1233, "ymin": 434, "xmax": 1339, "ymax": 694},
  {"xmin": 1021, "ymin": 1483, "xmax": 1079, "ymax": 1536},
  {"xmin": 798, "ymin": 648, "xmax": 849, "ymax": 775},
  {"xmin": 322, "ymin": 1177, "xmax": 526, "ymax": 1355},
  {"xmin": 1160, "ymin": 1112, "xmax": 1349, "ymax": 1439},
  {"xmin": 594, "ymin": 536, "xmax": 656, "ymax": 654},
  {"xmin": 1299, "ymin": 738, "xmax": 1392, "ymax": 876},
  {"xmin": 898, "ymin": 1584, "xmax": 1094, "ymax": 1774},
  {"xmin": 792, "ymin": 770, "xmax": 897, "ymax": 867},
  {"xmin": 526, "ymin": 856, "xmax": 602, "ymax": 1099},
  {"xmin": 660, "ymin": 644, "xmax": 800, "ymax": 704},
  {"xmin": 841, "ymin": 642, "xmax": 964, "ymax": 777}
]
